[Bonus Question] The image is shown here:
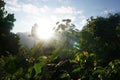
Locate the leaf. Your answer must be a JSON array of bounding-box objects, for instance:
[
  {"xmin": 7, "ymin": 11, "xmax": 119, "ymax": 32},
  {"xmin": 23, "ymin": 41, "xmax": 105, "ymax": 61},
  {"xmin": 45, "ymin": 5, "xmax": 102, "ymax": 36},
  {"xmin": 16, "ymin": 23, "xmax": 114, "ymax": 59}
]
[
  {"xmin": 70, "ymin": 60, "xmax": 77, "ymax": 63},
  {"xmin": 72, "ymin": 67, "xmax": 81, "ymax": 73},
  {"xmin": 34, "ymin": 63, "xmax": 41, "ymax": 75},
  {"xmin": 93, "ymin": 67, "xmax": 105, "ymax": 75},
  {"xmin": 60, "ymin": 73, "xmax": 70, "ymax": 79},
  {"xmin": 26, "ymin": 67, "xmax": 33, "ymax": 78},
  {"xmin": 16, "ymin": 67, "xmax": 23, "ymax": 75}
]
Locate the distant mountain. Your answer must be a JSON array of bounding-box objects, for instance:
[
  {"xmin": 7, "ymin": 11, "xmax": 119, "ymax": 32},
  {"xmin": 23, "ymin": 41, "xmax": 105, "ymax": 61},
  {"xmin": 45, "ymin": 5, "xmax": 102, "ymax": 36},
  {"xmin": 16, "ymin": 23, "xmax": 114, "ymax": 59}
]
[{"xmin": 17, "ymin": 32, "xmax": 39, "ymax": 48}]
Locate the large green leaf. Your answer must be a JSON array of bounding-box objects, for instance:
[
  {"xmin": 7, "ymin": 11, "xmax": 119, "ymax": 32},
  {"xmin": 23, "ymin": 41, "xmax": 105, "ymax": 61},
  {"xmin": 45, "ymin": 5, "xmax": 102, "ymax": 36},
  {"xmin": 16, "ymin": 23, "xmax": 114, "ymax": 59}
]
[{"xmin": 34, "ymin": 63, "xmax": 41, "ymax": 75}]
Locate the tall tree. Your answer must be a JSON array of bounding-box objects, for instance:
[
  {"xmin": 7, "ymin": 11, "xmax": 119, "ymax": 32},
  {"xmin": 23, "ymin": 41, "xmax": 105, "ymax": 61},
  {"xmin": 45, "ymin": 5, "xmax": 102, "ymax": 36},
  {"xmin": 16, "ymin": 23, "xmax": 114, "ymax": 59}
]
[
  {"xmin": 0, "ymin": 0, "xmax": 20, "ymax": 55},
  {"xmin": 31, "ymin": 23, "xmax": 38, "ymax": 38},
  {"xmin": 53, "ymin": 19, "xmax": 80, "ymax": 49},
  {"xmin": 80, "ymin": 13, "xmax": 120, "ymax": 65}
]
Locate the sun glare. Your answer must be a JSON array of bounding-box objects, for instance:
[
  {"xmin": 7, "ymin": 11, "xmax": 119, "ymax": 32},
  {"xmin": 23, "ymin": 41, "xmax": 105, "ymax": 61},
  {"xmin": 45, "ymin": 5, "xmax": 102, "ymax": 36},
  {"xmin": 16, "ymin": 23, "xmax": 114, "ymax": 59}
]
[
  {"xmin": 37, "ymin": 27, "xmax": 53, "ymax": 40},
  {"xmin": 36, "ymin": 20, "xmax": 54, "ymax": 40}
]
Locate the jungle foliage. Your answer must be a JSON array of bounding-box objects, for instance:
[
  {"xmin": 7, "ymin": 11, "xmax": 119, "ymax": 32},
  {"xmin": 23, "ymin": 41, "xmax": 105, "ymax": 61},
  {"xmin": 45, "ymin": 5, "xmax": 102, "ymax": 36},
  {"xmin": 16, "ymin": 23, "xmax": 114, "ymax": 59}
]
[{"xmin": 0, "ymin": 0, "xmax": 120, "ymax": 80}]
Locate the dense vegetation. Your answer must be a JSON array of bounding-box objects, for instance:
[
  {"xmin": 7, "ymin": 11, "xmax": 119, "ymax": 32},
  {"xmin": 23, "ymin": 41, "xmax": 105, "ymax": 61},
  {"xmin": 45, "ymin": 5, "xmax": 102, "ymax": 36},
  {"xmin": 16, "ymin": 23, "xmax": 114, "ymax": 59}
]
[
  {"xmin": 0, "ymin": 0, "xmax": 20, "ymax": 55},
  {"xmin": 0, "ymin": 0, "xmax": 120, "ymax": 80}
]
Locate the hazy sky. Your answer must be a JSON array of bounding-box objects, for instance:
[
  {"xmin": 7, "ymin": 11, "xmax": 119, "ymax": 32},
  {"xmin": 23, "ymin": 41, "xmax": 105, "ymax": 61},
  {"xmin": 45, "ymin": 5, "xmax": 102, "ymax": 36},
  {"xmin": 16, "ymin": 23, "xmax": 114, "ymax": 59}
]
[{"xmin": 4, "ymin": 0, "xmax": 120, "ymax": 33}]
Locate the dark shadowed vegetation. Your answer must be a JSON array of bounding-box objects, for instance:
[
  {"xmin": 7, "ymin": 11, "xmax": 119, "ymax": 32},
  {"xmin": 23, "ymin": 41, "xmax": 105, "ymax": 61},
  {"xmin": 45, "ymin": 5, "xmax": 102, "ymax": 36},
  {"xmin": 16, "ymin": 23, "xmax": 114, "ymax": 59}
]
[{"xmin": 0, "ymin": 0, "xmax": 120, "ymax": 80}]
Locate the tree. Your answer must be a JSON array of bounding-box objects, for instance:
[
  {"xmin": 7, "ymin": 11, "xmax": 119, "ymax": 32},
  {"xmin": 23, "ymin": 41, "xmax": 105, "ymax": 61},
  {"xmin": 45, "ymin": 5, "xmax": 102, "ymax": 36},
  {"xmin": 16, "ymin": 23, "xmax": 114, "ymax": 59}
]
[
  {"xmin": 53, "ymin": 19, "xmax": 80, "ymax": 49},
  {"xmin": 80, "ymin": 13, "xmax": 120, "ymax": 65},
  {"xmin": 31, "ymin": 23, "xmax": 38, "ymax": 38},
  {"xmin": 0, "ymin": 0, "xmax": 20, "ymax": 55}
]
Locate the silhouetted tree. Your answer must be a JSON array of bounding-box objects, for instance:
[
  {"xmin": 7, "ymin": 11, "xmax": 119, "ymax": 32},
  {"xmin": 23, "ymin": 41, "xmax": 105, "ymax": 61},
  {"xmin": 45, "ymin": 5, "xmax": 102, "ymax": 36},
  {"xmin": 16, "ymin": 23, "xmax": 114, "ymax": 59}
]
[
  {"xmin": 80, "ymin": 13, "xmax": 120, "ymax": 65},
  {"xmin": 0, "ymin": 0, "xmax": 20, "ymax": 56},
  {"xmin": 31, "ymin": 23, "xmax": 38, "ymax": 37},
  {"xmin": 53, "ymin": 19, "xmax": 80, "ymax": 49}
]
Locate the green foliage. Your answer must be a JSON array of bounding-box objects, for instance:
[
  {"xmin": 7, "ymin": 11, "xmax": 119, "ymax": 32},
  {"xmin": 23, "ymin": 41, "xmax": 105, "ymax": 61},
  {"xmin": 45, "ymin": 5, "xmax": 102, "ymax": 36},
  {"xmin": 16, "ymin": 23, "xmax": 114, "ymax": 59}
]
[
  {"xmin": 104, "ymin": 60, "xmax": 120, "ymax": 80},
  {"xmin": 0, "ymin": 39, "xmax": 120, "ymax": 80},
  {"xmin": 0, "ymin": 0, "xmax": 15, "ymax": 34},
  {"xmin": 80, "ymin": 13, "xmax": 120, "ymax": 65},
  {"xmin": 0, "ymin": 3, "xmax": 120, "ymax": 79},
  {"xmin": 0, "ymin": 0, "xmax": 20, "ymax": 55},
  {"xmin": 53, "ymin": 19, "xmax": 80, "ymax": 49}
]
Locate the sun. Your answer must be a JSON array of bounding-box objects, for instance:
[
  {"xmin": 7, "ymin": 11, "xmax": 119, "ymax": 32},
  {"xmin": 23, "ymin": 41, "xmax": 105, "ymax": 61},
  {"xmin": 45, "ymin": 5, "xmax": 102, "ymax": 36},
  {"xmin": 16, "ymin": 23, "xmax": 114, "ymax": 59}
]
[
  {"xmin": 36, "ymin": 27, "xmax": 53, "ymax": 40},
  {"xmin": 36, "ymin": 21, "xmax": 54, "ymax": 40}
]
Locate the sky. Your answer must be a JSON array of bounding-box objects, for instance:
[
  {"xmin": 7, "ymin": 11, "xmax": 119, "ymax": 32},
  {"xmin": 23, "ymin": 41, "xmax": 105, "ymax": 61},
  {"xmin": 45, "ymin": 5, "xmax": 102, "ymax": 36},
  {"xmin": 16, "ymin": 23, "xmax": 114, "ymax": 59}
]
[{"xmin": 4, "ymin": 0, "xmax": 120, "ymax": 33}]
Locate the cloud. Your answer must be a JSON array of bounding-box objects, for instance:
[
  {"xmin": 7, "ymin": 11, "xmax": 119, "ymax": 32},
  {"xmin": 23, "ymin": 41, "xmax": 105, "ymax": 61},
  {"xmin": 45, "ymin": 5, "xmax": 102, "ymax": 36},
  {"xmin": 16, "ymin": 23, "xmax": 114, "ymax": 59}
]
[
  {"xmin": 22, "ymin": 4, "xmax": 49, "ymax": 15},
  {"xmin": 101, "ymin": 9, "xmax": 115, "ymax": 15},
  {"xmin": 80, "ymin": 19, "xmax": 87, "ymax": 26},
  {"xmin": 54, "ymin": 6, "xmax": 74, "ymax": 14},
  {"xmin": 5, "ymin": 0, "xmax": 82, "ymax": 17},
  {"xmin": 5, "ymin": 0, "xmax": 50, "ymax": 16},
  {"xmin": 58, "ymin": 0, "xmax": 71, "ymax": 3},
  {"xmin": 54, "ymin": 6, "xmax": 83, "ymax": 15},
  {"xmin": 22, "ymin": 4, "xmax": 40, "ymax": 15},
  {"xmin": 6, "ymin": 6, "xmax": 21, "ymax": 12},
  {"xmin": 5, "ymin": 0, "xmax": 21, "ymax": 12},
  {"xmin": 102, "ymin": 10, "xmax": 110, "ymax": 14},
  {"xmin": 39, "ymin": 5, "xmax": 50, "ymax": 13},
  {"xmin": 5, "ymin": 0, "xmax": 87, "ymax": 32},
  {"xmin": 27, "ymin": 0, "xmax": 48, "ymax": 2},
  {"xmin": 54, "ymin": 7, "xmax": 87, "ymax": 30},
  {"xmin": 5, "ymin": 0, "xmax": 18, "ymax": 5}
]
